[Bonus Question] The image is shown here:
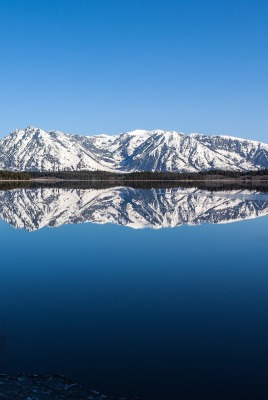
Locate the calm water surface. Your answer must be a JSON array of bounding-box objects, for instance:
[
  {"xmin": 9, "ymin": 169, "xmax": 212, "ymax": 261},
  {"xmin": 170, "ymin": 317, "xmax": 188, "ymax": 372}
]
[{"xmin": 0, "ymin": 186, "xmax": 268, "ymax": 399}]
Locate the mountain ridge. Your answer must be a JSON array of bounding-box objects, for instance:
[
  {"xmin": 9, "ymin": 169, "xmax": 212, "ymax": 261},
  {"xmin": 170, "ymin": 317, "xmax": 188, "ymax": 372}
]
[{"xmin": 0, "ymin": 126, "xmax": 268, "ymax": 173}]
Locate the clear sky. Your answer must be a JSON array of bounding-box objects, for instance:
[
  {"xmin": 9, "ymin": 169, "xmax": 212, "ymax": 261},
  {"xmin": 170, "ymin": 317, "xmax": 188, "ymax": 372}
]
[{"xmin": 0, "ymin": 0, "xmax": 267, "ymax": 141}]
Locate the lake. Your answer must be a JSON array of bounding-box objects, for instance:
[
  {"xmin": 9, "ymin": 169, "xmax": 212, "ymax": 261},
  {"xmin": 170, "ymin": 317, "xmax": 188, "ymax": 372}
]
[{"xmin": 0, "ymin": 185, "xmax": 268, "ymax": 399}]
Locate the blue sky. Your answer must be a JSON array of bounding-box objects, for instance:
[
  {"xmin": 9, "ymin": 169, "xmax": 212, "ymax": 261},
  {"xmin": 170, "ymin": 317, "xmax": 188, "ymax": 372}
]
[{"xmin": 0, "ymin": 0, "xmax": 267, "ymax": 141}]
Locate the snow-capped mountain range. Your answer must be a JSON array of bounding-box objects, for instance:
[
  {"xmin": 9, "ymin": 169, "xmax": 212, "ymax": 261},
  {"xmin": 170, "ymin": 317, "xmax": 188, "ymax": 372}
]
[
  {"xmin": 0, "ymin": 126, "xmax": 268, "ymax": 172},
  {"xmin": 0, "ymin": 187, "xmax": 267, "ymax": 231}
]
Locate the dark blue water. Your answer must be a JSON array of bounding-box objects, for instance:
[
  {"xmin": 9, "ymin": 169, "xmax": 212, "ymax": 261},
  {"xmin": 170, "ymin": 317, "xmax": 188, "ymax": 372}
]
[{"xmin": 0, "ymin": 187, "xmax": 268, "ymax": 399}]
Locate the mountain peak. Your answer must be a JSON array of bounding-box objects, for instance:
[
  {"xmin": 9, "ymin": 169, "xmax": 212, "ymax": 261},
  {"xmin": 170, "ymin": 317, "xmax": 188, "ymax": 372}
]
[
  {"xmin": 126, "ymin": 129, "xmax": 149, "ymax": 136},
  {"xmin": 24, "ymin": 126, "xmax": 42, "ymax": 133}
]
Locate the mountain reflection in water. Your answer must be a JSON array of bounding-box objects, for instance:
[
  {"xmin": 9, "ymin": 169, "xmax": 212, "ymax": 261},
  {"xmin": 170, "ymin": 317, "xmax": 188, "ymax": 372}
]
[{"xmin": 0, "ymin": 186, "xmax": 268, "ymax": 231}]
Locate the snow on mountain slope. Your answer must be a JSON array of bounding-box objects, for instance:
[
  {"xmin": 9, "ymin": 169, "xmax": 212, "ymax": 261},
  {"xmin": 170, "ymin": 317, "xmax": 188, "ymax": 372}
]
[
  {"xmin": 0, "ymin": 127, "xmax": 113, "ymax": 172},
  {"xmin": 0, "ymin": 187, "xmax": 267, "ymax": 231},
  {"xmin": 0, "ymin": 126, "xmax": 268, "ymax": 172}
]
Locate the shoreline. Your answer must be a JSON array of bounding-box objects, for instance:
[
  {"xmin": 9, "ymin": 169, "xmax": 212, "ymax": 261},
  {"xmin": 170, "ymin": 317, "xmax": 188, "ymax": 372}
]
[{"xmin": 0, "ymin": 177, "xmax": 267, "ymax": 183}]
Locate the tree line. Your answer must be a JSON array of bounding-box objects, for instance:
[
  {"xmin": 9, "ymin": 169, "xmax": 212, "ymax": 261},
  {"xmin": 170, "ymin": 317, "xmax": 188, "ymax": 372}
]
[
  {"xmin": 1, "ymin": 169, "xmax": 268, "ymax": 182},
  {"xmin": 0, "ymin": 170, "xmax": 31, "ymax": 180},
  {"xmin": 28, "ymin": 169, "xmax": 268, "ymax": 181}
]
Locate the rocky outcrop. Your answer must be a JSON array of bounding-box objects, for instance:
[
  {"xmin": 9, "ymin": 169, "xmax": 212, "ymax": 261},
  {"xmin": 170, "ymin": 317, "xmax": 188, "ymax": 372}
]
[{"xmin": 0, "ymin": 374, "xmax": 137, "ymax": 400}]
